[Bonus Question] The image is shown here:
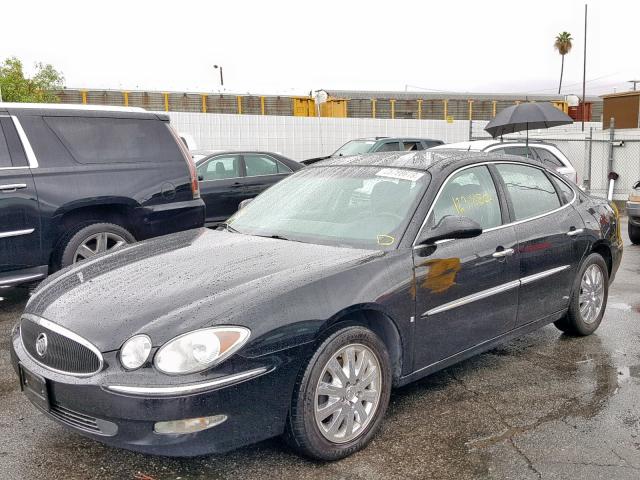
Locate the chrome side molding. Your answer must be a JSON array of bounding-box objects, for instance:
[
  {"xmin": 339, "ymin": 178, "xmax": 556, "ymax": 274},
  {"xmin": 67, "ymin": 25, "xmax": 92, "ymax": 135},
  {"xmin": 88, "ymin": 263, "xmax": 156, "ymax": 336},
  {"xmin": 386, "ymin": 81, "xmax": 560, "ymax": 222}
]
[
  {"xmin": 0, "ymin": 228, "xmax": 34, "ymax": 239},
  {"xmin": 423, "ymin": 265, "xmax": 570, "ymax": 317}
]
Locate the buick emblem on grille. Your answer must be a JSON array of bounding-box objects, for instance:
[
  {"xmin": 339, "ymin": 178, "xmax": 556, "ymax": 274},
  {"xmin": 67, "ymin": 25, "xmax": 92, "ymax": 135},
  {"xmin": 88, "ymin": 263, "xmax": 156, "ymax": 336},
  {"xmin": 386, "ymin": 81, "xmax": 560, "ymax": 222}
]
[{"xmin": 35, "ymin": 333, "xmax": 48, "ymax": 357}]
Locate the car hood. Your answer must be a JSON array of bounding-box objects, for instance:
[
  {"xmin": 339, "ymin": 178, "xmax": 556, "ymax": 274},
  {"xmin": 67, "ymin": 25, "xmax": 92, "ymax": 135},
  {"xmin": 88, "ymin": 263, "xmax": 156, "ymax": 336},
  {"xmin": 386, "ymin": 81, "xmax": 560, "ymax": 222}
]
[{"xmin": 25, "ymin": 229, "xmax": 382, "ymax": 351}]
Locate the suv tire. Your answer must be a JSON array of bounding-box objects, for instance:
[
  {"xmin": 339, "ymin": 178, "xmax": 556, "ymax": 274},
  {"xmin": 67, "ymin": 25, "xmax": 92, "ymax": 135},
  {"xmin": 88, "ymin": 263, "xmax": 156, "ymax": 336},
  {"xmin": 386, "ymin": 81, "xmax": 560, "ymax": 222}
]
[
  {"xmin": 56, "ymin": 222, "xmax": 135, "ymax": 269},
  {"xmin": 629, "ymin": 222, "xmax": 640, "ymax": 245}
]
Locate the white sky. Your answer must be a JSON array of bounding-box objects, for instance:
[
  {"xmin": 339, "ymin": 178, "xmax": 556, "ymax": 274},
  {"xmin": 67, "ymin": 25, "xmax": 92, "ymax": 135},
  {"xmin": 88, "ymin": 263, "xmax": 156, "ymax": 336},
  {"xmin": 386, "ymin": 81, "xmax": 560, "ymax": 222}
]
[{"xmin": 1, "ymin": 0, "xmax": 637, "ymax": 97}]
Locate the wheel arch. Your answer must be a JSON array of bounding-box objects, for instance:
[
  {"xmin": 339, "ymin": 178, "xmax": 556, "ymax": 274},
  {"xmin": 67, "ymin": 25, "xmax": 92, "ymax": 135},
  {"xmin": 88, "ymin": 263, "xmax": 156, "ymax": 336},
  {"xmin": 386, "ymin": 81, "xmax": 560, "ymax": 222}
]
[
  {"xmin": 589, "ymin": 240, "xmax": 613, "ymax": 277},
  {"xmin": 318, "ymin": 304, "xmax": 404, "ymax": 385}
]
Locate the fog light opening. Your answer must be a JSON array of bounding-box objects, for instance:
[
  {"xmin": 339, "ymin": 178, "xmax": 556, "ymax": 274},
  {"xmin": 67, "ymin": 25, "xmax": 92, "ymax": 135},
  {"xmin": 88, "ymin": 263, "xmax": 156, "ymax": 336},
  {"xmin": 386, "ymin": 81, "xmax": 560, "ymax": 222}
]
[{"xmin": 154, "ymin": 415, "xmax": 227, "ymax": 435}]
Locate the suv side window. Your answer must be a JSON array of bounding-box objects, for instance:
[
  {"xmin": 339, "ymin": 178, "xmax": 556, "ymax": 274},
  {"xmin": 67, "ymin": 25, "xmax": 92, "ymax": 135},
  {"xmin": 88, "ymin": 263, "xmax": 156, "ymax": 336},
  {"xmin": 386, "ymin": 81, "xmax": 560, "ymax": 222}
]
[
  {"xmin": 44, "ymin": 117, "xmax": 182, "ymax": 164},
  {"xmin": 198, "ymin": 155, "xmax": 241, "ymax": 181},
  {"xmin": 430, "ymin": 166, "xmax": 502, "ymax": 230},
  {"xmin": 492, "ymin": 146, "xmax": 536, "ymax": 159},
  {"xmin": 532, "ymin": 147, "xmax": 564, "ymax": 168},
  {"xmin": 375, "ymin": 142, "xmax": 401, "ymax": 152},
  {"xmin": 0, "ymin": 121, "xmax": 12, "ymax": 168},
  {"xmin": 495, "ymin": 164, "xmax": 561, "ymax": 220}
]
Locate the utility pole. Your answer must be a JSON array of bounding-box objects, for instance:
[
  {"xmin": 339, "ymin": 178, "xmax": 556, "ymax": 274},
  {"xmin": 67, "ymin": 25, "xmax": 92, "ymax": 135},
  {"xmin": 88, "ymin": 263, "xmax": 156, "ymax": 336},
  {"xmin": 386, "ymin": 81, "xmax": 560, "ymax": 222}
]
[
  {"xmin": 213, "ymin": 65, "xmax": 224, "ymax": 87},
  {"xmin": 628, "ymin": 80, "xmax": 640, "ymax": 91},
  {"xmin": 581, "ymin": 3, "xmax": 587, "ymax": 131}
]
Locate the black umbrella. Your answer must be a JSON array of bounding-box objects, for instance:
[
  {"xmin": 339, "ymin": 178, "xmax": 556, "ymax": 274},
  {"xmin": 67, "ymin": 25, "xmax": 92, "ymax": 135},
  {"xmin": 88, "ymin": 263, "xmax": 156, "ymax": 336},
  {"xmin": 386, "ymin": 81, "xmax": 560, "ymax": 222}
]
[{"xmin": 484, "ymin": 102, "xmax": 573, "ymax": 145}]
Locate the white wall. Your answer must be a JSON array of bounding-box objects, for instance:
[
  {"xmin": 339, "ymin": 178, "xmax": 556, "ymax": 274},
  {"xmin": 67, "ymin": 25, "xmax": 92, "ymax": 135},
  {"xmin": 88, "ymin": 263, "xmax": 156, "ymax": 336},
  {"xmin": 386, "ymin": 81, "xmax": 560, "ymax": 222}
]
[{"xmin": 167, "ymin": 112, "xmax": 475, "ymax": 161}]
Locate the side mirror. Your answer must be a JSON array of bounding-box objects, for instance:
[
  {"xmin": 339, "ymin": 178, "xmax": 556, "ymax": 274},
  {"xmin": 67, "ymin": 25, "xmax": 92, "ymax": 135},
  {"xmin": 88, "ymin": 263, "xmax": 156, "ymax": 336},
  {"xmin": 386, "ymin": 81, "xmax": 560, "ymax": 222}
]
[
  {"xmin": 238, "ymin": 198, "xmax": 254, "ymax": 209},
  {"xmin": 416, "ymin": 215, "xmax": 482, "ymax": 246},
  {"xmin": 633, "ymin": 180, "xmax": 640, "ymax": 190}
]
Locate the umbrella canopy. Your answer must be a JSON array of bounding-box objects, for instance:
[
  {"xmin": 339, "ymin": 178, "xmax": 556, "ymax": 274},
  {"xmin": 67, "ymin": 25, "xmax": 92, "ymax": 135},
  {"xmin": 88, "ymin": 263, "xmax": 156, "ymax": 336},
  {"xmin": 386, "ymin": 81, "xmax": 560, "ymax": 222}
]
[{"xmin": 484, "ymin": 102, "xmax": 573, "ymax": 139}]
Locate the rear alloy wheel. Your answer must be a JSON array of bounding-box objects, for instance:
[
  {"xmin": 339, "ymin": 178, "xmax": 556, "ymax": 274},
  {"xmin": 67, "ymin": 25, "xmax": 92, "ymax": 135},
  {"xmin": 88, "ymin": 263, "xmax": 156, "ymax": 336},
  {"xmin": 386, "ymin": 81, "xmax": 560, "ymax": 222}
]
[
  {"xmin": 554, "ymin": 253, "xmax": 608, "ymax": 336},
  {"xmin": 630, "ymin": 222, "xmax": 640, "ymax": 245},
  {"xmin": 58, "ymin": 222, "xmax": 135, "ymax": 269},
  {"xmin": 285, "ymin": 326, "xmax": 391, "ymax": 460}
]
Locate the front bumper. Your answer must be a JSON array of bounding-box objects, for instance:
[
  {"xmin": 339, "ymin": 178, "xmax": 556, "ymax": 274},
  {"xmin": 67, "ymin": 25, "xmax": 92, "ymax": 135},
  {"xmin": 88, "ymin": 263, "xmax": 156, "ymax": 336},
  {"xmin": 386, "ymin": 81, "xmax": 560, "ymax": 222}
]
[
  {"xmin": 11, "ymin": 328, "xmax": 305, "ymax": 457},
  {"xmin": 627, "ymin": 201, "xmax": 640, "ymax": 226}
]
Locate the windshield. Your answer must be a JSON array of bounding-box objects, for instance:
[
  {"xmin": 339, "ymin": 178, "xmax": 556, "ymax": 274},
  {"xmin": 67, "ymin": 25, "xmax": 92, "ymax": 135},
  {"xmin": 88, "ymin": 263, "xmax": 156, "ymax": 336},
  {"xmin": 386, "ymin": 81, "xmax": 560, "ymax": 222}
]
[
  {"xmin": 332, "ymin": 140, "xmax": 377, "ymax": 157},
  {"xmin": 227, "ymin": 166, "xmax": 430, "ymax": 250}
]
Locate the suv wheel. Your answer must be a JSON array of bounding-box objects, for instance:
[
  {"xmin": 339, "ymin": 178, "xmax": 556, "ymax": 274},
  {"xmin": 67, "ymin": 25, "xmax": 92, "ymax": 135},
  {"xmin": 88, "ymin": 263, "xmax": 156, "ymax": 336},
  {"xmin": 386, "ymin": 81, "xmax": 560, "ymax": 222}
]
[
  {"xmin": 554, "ymin": 253, "xmax": 608, "ymax": 336},
  {"xmin": 284, "ymin": 326, "xmax": 391, "ymax": 460},
  {"xmin": 57, "ymin": 222, "xmax": 135, "ymax": 269},
  {"xmin": 629, "ymin": 222, "xmax": 640, "ymax": 245}
]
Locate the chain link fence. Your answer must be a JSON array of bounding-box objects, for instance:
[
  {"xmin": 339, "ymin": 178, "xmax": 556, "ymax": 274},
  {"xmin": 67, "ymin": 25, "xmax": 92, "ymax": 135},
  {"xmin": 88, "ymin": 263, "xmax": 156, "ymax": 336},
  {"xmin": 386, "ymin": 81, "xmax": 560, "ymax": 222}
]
[{"xmin": 471, "ymin": 121, "xmax": 640, "ymax": 202}]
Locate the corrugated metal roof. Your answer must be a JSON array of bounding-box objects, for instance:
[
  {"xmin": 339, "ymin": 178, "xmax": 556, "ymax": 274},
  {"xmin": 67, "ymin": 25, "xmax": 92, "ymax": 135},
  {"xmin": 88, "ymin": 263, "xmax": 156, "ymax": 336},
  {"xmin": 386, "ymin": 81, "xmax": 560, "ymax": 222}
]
[{"xmin": 319, "ymin": 89, "xmax": 602, "ymax": 103}]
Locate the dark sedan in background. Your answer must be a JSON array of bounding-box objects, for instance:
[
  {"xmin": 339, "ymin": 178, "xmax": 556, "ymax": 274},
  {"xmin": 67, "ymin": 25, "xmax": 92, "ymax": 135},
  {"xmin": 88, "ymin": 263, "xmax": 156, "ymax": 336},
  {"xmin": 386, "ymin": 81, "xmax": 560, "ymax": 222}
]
[
  {"xmin": 195, "ymin": 151, "xmax": 303, "ymax": 226},
  {"xmin": 302, "ymin": 136, "xmax": 444, "ymax": 165},
  {"xmin": 12, "ymin": 150, "xmax": 622, "ymax": 461}
]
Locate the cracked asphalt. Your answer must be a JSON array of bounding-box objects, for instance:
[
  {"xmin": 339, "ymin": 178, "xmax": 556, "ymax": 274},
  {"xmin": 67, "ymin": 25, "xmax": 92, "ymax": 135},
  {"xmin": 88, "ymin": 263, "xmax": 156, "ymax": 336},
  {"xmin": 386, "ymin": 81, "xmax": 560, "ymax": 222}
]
[{"xmin": 1, "ymin": 223, "xmax": 639, "ymax": 480}]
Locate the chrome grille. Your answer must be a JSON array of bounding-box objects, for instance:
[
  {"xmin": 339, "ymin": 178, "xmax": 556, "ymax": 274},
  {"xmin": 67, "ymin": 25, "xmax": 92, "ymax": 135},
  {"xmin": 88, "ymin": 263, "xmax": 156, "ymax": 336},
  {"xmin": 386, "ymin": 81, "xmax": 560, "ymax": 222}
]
[{"xmin": 20, "ymin": 315, "xmax": 103, "ymax": 376}]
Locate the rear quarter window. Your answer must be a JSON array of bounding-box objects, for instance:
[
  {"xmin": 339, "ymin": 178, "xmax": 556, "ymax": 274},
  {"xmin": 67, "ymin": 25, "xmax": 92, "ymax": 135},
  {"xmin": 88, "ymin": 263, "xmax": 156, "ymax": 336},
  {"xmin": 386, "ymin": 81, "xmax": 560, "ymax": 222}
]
[{"xmin": 44, "ymin": 116, "xmax": 182, "ymax": 164}]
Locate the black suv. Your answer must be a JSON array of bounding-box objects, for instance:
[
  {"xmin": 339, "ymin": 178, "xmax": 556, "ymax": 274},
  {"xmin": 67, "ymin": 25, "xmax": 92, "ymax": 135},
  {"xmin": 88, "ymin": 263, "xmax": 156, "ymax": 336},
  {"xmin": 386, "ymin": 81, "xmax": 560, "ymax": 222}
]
[{"xmin": 0, "ymin": 103, "xmax": 205, "ymax": 287}]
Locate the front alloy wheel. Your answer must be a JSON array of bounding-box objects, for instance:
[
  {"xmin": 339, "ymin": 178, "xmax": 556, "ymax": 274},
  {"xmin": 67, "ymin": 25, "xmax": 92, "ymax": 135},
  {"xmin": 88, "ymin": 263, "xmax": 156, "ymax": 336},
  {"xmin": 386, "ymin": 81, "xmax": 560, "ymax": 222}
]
[
  {"xmin": 285, "ymin": 326, "xmax": 391, "ymax": 460},
  {"xmin": 314, "ymin": 344, "xmax": 382, "ymax": 444}
]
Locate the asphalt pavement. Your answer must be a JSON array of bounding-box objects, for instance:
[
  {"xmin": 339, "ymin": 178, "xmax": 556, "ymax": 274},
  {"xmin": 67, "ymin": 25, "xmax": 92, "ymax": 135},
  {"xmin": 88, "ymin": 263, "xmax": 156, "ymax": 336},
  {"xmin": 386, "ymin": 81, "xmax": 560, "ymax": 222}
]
[{"xmin": 1, "ymin": 225, "xmax": 639, "ymax": 480}]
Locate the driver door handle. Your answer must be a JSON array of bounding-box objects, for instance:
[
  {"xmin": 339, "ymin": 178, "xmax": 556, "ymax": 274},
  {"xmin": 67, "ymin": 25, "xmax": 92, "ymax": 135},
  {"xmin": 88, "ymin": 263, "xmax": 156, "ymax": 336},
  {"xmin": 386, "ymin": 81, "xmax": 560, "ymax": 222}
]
[{"xmin": 492, "ymin": 248, "xmax": 515, "ymax": 258}]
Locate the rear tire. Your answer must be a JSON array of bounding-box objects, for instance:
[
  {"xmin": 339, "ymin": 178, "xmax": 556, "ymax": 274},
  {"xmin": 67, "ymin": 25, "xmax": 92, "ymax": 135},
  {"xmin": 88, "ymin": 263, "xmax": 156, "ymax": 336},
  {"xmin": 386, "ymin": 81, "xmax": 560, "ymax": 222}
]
[
  {"xmin": 284, "ymin": 326, "xmax": 392, "ymax": 460},
  {"xmin": 629, "ymin": 222, "xmax": 640, "ymax": 245},
  {"xmin": 55, "ymin": 222, "xmax": 135, "ymax": 270},
  {"xmin": 554, "ymin": 253, "xmax": 608, "ymax": 336}
]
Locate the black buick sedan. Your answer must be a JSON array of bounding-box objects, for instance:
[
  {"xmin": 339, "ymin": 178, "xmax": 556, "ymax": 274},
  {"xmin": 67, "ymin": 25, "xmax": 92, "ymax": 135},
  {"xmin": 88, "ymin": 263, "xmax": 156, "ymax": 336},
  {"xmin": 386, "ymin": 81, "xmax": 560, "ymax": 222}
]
[{"xmin": 11, "ymin": 151, "xmax": 622, "ymax": 460}]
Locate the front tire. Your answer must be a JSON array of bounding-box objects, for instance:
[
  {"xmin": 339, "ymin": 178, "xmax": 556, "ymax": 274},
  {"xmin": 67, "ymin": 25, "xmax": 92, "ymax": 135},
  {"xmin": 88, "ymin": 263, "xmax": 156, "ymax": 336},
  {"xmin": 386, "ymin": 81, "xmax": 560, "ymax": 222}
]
[
  {"xmin": 554, "ymin": 253, "xmax": 608, "ymax": 336},
  {"xmin": 285, "ymin": 326, "xmax": 392, "ymax": 460},
  {"xmin": 630, "ymin": 222, "xmax": 640, "ymax": 245}
]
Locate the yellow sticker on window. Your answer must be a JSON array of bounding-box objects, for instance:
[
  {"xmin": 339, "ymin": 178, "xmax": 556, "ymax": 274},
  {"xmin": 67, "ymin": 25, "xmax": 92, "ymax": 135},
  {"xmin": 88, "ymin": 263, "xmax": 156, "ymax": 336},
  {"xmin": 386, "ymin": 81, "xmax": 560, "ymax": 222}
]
[{"xmin": 377, "ymin": 234, "xmax": 395, "ymax": 246}]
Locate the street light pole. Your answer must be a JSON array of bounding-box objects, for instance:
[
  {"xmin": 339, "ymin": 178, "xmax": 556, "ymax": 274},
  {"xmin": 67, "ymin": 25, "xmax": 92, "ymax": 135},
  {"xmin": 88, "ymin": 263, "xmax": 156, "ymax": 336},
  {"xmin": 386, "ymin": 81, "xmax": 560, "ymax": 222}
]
[{"xmin": 213, "ymin": 65, "xmax": 224, "ymax": 87}]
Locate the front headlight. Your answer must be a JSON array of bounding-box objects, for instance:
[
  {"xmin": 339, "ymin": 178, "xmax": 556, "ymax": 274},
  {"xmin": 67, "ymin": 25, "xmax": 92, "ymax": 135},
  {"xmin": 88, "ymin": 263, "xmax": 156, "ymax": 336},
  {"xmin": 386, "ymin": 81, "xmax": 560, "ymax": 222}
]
[
  {"xmin": 154, "ymin": 327, "xmax": 250, "ymax": 375},
  {"xmin": 120, "ymin": 334, "xmax": 152, "ymax": 370}
]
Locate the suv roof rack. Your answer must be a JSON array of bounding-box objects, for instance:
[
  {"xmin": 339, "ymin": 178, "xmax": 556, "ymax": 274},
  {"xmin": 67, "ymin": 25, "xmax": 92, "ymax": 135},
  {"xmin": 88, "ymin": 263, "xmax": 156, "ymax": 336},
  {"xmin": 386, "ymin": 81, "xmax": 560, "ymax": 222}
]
[{"xmin": 0, "ymin": 102, "xmax": 147, "ymax": 113}]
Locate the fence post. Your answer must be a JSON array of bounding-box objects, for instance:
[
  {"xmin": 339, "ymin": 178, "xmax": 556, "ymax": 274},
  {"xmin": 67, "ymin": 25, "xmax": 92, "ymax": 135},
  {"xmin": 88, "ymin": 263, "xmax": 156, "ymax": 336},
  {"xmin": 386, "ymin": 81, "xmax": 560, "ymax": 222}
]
[
  {"xmin": 468, "ymin": 119, "xmax": 473, "ymax": 141},
  {"xmin": 584, "ymin": 127, "xmax": 593, "ymax": 192},
  {"xmin": 607, "ymin": 117, "xmax": 616, "ymax": 199}
]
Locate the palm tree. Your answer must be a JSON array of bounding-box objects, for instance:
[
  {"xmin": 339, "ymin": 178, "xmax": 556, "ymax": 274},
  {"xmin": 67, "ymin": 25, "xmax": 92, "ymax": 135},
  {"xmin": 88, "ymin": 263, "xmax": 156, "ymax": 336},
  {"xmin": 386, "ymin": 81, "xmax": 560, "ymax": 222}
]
[{"xmin": 554, "ymin": 32, "xmax": 573, "ymax": 94}]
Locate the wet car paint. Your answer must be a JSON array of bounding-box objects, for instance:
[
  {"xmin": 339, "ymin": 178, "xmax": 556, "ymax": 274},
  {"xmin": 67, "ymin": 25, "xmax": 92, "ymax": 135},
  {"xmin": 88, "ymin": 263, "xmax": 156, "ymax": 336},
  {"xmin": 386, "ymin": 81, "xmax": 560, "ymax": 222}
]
[
  {"xmin": 1, "ymin": 224, "xmax": 639, "ymax": 479},
  {"xmin": 7, "ymin": 151, "xmax": 623, "ymax": 457}
]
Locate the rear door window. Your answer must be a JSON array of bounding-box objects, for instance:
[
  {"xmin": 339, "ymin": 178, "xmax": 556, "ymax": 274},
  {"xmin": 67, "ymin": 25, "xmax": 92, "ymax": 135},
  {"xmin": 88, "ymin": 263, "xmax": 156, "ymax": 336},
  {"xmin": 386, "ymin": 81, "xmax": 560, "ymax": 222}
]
[
  {"xmin": 244, "ymin": 154, "xmax": 291, "ymax": 176},
  {"xmin": 402, "ymin": 141, "xmax": 422, "ymax": 151},
  {"xmin": 197, "ymin": 155, "xmax": 241, "ymax": 181},
  {"xmin": 44, "ymin": 116, "xmax": 182, "ymax": 164},
  {"xmin": 550, "ymin": 175, "xmax": 575, "ymax": 204},
  {"xmin": 492, "ymin": 146, "xmax": 536, "ymax": 159},
  {"xmin": 495, "ymin": 164, "xmax": 561, "ymax": 220}
]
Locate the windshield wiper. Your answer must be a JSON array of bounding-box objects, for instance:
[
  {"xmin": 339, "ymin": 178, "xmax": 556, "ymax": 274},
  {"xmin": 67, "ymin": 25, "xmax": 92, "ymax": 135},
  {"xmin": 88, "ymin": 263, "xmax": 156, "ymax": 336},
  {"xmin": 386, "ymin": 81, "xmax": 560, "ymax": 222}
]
[{"xmin": 218, "ymin": 222, "xmax": 240, "ymax": 233}]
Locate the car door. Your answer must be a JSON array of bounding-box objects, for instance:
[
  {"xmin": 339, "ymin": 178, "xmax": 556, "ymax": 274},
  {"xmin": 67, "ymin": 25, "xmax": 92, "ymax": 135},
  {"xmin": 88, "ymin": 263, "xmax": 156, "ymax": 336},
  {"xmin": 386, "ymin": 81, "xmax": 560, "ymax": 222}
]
[
  {"xmin": 0, "ymin": 116, "xmax": 41, "ymax": 276},
  {"xmin": 196, "ymin": 154, "xmax": 244, "ymax": 225},
  {"xmin": 493, "ymin": 163, "xmax": 585, "ymax": 326},
  {"xmin": 412, "ymin": 165, "xmax": 520, "ymax": 369},
  {"xmin": 241, "ymin": 154, "xmax": 293, "ymax": 200}
]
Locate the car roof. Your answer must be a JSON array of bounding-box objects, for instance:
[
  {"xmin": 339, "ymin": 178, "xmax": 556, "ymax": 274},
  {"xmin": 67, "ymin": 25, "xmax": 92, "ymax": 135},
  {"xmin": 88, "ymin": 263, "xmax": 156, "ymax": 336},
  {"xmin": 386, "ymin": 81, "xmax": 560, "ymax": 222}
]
[
  {"xmin": 0, "ymin": 102, "xmax": 165, "ymax": 120},
  {"xmin": 352, "ymin": 137, "xmax": 440, "ymax": 142},
  {"xmin": 312, "ymin": 150, "xmax": 543, "ymax": 173}
]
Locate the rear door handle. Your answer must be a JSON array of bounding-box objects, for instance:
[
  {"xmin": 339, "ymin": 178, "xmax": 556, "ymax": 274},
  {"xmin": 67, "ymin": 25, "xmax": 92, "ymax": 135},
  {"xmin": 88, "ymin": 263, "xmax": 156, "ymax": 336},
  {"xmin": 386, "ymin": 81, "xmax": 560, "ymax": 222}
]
[
  {"xmin": 492, "ymin": 248, "xmax": 515, "ymax": 258},
  {"xmin": 230, "ymin": 182, "xmax": 245, "ymax": 188},
  {"xmin": 0, "ymin": 183, "xmax": 27, "ymax": 192},
  {"xmin": 567, "ymin": 228, "xmax": 584, "ymax": 236}
]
